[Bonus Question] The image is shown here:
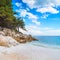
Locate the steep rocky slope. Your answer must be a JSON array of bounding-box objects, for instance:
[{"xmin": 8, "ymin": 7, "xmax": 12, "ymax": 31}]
[{"xmin": 0, "ymin": 27, "xmax": 37, "ymax": 47}]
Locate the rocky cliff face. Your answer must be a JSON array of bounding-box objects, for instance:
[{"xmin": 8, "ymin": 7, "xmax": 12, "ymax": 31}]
[
  {"xmin": 0, "ymin": 35, "xmax": 19, "ymax": 47},
  {"xmin": 0, "ymin": 27, "xmax": 37, "ymax": 46}
]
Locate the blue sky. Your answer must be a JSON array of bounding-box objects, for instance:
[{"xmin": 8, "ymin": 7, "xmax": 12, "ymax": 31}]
[{"xmin": 12, "ymin": 0, "xmax": 60, "ymax": 36}]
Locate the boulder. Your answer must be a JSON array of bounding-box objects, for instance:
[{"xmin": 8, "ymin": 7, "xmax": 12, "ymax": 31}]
[
  {"xmin": 0, "ymin": 35, "xmax": 19, "ymax": 47},
  {"xmin": 0, "ymin": 31, "xmax": 5, "ymax": 36},
  {"xmin": 0, "ymin": 35, "xmax": 9, "ymax": 47}
]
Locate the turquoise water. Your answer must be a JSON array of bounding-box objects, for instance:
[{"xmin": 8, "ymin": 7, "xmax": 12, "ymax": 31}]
[{"xmin": 31, "ymin": 36, "xmax": 60, "ymax": 48}]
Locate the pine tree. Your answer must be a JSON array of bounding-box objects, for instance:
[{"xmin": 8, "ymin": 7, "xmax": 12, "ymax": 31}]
[{"xmin": 0, "ymin": 0, "xmax": 25, "ymax": 29}]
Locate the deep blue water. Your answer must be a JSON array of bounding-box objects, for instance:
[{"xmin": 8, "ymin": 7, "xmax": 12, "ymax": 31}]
[{"xmin": 31, "ymin": 36, "xmax": 60, "ymax": 48}]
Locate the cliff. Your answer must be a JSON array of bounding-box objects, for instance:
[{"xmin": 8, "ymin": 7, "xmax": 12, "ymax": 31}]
[{"xmin": 0, "ymin": 27, "xmax": 37, "ymax": 47}]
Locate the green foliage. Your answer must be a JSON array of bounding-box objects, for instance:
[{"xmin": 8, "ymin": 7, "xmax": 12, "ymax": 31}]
[
  {"xmin": 0, "ymin": 0, "xmax": 25, "ymax": 29},
  {"xmin": 16, "ymin": 18, "xmax": 25, "ymax": 28}
]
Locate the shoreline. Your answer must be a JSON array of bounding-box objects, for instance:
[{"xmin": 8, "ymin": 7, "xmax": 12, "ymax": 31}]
[
  {"xmin": 30, "ymin": 41, "xmax": 60, "ymax": 49},
  {"xmin": 32, "ymin": 43, "xmax": 60, "ymax": 49},
  {"xmin": 0, "ymin": 43, "xmax": 60, "ymax": 60}
]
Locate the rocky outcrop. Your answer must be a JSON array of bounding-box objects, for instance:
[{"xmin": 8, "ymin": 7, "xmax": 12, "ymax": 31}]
[
  {"xmin": 14, "ymin": 35, "xmax": 37, "ymax": 43},
  {"xmin": 0, "ymin": 35, "xmax": 19, "ymax": 47},
  {"xmin": 0, "ymin": 35, "xmax": 9, "ymax": 47},
  {"xmin": 0, "ymin": 27, "xmax": 37, "ymax": 44}
]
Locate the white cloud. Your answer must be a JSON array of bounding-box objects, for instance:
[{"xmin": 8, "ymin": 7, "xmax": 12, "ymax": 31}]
[
  {"xmin": 36, "ymin": 6, "xmax": 59, "ymax": 14},
  {"xmin": 41, "ymin": 14, "xmax": 49, "ymax": 19},
  {"xmin": 22, "ymin": 0, "xmax": 35, "ymax": 9},
  {"xmin": 44, "ymin": 30, "xmax": 60, "ymax": 36},
  {"xmin": 26, "ymin": 12, "xmax": 40, "ymax": 26},
  {"xmin": 54, "ymin": 0, "xmax": 60, "ymax": 6},
  {"xmin": 20, "ymin": 9, "xmax": 27, "ymax": 17},
  {"xmin": 22, "ymin": 0, "xmax": 60, "ymax": 8},
  {"xmin": 16, "ymin": 9, "xmax": 27, "ymax": 17},
  {"xmin": 32, "ymin": 20, "xmax": 40, "ymax": 26},
  {"xmin": 26, "ymin": 24, "xmax": 60, "ymax": 36},
  {"xmin": 27, "ymin": 12, "xmax": 38, "ymax": 20},
  {"xmin": 15, "ymin": 2, "xmax": 22, "ymax": 7},
  {"xmin": 42, "ymin": 28, "xmax": 60, "ymax": 36},
  {"xmin": 22, "ymin": 0, "xmax": 60, "ymax": 15},
  {"xmin": 16, "ymin": 9, "xmax": 37, "ymax": 19},
  {"xmin": 26, "ymin": 8, "xmax": 30, "ymax": 11},
  {"xmin": 26, "ymin": 25, "xmax": 43, "ymax": 36},
  {"xmin": 16, "ymin": 9, "xmax": 40, "ymax": 26}
]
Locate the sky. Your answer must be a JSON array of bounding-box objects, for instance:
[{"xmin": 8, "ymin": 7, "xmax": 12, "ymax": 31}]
[{"xmin": 12, "ymin": 0, "xmax": 60, "ymax": 36}]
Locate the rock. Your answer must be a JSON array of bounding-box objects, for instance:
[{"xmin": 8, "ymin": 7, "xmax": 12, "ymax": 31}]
[
  {"xmin": 0, "ymin": 27, "xmax": 37, "ymax": 43},
  {"xmin": 14, "ymin": 36, "xmax": 26, "ymax": 43},
  {"xmin": 6, "ymin": 36, "xmax": 19, "ymax": 46},
  {"xmin": 25, "ymin": 35, "xmax": 37, "ymax": 42},
  {"xmin": 3, "ymin": 28, "xmax": 15, "ymax": 37},
  {"xmin": 0, "ymin": 31, "xmax": 5, "ymax": 36},
  {"xmin": 19, "ymin": 39, "xmax": 26, "ymax": 43},
  {"xmin": 0, "ymin": 35, "xmax": 19, "ymax": 47},
  {"xmin": 14, "ymin": 35, "xmax": 37, "ymax": 43},
  {"xmin": 0, "ymin": 35, "xmax": 9, "ymax": 47}
]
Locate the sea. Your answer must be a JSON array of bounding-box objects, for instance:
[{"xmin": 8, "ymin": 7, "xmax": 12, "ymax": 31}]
[{"xmin": 31, "ymin": 36, "xmax": 60, "ymax": 48}]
